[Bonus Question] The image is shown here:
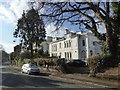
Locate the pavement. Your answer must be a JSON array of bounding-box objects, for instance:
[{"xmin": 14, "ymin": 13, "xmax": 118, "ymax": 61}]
[
  {"xmin": 53, "ymin": 73, "xmax": 119, "ymax": 88},
  {"xmin": 2, "ymin": 65, "xmax": 114, "ymax": 88},
  {"xmin": 10, "ymin": 66, "xmax": 120, "ymax": 88},
  {"xmin": 41, "ymin": 67, "xmax": 120, "ymax": 88}
]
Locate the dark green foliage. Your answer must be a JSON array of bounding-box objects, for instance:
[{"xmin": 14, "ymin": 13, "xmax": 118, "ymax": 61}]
[
  {"xmin": 111, "ymin": 2, "xmax": 120, "ymax": 59},
  {"xmin": 10, "ymin": 52, "xmax": 21, "ymax": 66},
  {"xmin": 65, "ymin": 60, "xmax": 86, "ymax": 67},
  {"xmin": 10, "ymin": 52, "xmax": 16, "ymax": 61},
  {"xmin": 53, "ymin": 58, "xmax": 69, "ymax": 73},
  {"xmin": 21, "ymin": 51, "xmax": 31, "ymax": 59},
  {"xmin": 14, "ymin": 45, "xmax": 21, "ymax": 53},
  {"xmin": 43, "ymin": 51, "xmax": 49, "ymax": 57},
  {"xmin": 34, "ymin": 58, "xmax": 67, "ymax": 73},
  {"xmin": 34, "ymin": 49, "xmax": 49, "ymax": 58},
  {"xmin": 35, "ymin": 58, "xmax": 87, "ymax": 73},
  {"xmin": 38, "ymin": 49, "xmax": 44, "ymax": 57},
  {"xmin": 13, "ymin": 8, "xmax": 46, "ymax": 60}
]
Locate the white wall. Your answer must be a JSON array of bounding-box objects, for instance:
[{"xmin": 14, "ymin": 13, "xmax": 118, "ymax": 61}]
[
  {"xmin": 86, "ymin": 33, "xmax": 102, "ymax": 58},
  {"xmin": 70, "ymin": 36, "xmax": 79, "ymax": 59},
  {"xmin": 41, "ymin": 42, "xmax": 49, "ymax": 52},
  {"xmin": 78, "ymin": 35, "xmax": 87, "ymax": 60},
  {"xmin": 49, "ymin": 32, "xmax": 102, "ymax": 61},
  {"xmin": 49, "ymin": 36, "xmax": 79, "ymax": 60}
]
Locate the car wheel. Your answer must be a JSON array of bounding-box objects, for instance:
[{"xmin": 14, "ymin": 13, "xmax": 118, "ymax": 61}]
[{"xmin": 37, "ymin": 72, "xmax": 40, "ymax": 75}]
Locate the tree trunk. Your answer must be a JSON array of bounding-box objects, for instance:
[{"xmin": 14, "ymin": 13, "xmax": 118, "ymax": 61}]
[
  {"xmin": 105, "ymin": 2, "xmax": 114, "ymax": 56},
  {"xmin": 30, "ymin": 43, "xmax": 34, "ymax": 63}
]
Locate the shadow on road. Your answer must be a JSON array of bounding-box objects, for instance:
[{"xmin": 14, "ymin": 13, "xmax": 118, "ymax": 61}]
[
  {"xmin": 39, "ymin": 72, "xmax": 51, "ymax": 76},
  {"xmin": 2, "ymin": 72, "xmax": 64, "ymax": 88}
]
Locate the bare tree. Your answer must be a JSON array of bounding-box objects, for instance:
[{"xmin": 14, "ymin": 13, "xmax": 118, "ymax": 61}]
[{"xmin": 33, "ymin": 1, "xmax": 120, "ymax": 58}]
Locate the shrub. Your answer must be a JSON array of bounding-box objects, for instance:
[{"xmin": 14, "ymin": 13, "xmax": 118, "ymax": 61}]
[
  {"xmin": 34, "ymin": 58, "xmax": 65, "ymax": 67},
  {"xmin": 66, "ymin": 60, "xmax": 86, "ymax": 67},
  {"xmin": 87, "ymin": 54, "xmax": 117, "ymax": 76},
  {"xmin": 21, "ymin": 51, "xmax": 31, "ymax": 59},
  {"xmin": 34, "ymin": 57, "xmax": 69, "ymax": 73},
  {"xmin": 99, "ymin": 54, "xmax": 114, "ymax": 68},
  {"xmin": 87, "ymin": 55, "xmax": 102, "ymax": 75}
]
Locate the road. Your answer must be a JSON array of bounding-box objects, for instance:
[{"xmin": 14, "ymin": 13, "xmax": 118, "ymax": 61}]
[{"xmin": 0, "ymin": 62, "xmax": 116, "ymax": 89}]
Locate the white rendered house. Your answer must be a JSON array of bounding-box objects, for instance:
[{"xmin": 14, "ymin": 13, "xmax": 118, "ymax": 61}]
[{"xmin": 49, "ymin": 30, "xmax": 102, "ymax": 62}]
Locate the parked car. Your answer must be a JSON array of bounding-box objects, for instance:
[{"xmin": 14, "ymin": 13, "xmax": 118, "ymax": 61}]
[{"xmin": 21, "ymin": 63, "xmax": 40, "ymax": 74}]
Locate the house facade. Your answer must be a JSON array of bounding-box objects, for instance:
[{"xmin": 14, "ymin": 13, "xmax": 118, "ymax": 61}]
[
  {"xmin": 49, "ymin": 30, "xmax": 102, "ymax": 62},
  {"xmin": 40, "ymin": 36, "xmax": 52, "ymax": 53}
]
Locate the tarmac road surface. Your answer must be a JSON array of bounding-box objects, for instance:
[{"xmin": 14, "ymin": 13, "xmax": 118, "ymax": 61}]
[{"xmin": 0, "ymin": 62, "xmax": 117, "ymax": 90}]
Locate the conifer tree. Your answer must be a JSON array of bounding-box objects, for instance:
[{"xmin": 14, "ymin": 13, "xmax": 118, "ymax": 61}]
[{"xmin": 13, "ymin": 8, "xmax": 46, "ymax": 62}]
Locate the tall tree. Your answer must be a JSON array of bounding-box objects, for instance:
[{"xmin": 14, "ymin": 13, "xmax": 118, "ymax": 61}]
[
  {"xmin": 13, "ymin": 8, "xmax": 46, "ymax": 62},
  {"xmin": 111, "ymin": 2, "xmax": 120, "ymax": 58},
  {"xmin": 35, "ymin": 1, "xmax": 119, "ymax": 59}
]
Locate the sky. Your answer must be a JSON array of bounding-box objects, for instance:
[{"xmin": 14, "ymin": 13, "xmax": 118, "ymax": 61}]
[
  {"xmin": 0, "ymin": 0, "xmax": 107, "ymax": 54},
  {"xmin": 0, "ymin": 0, "xmax": 70, "ymax": 53},
  {"xmin": 0, "ymin": 0, "xmax": 30, "ymax": 53}
]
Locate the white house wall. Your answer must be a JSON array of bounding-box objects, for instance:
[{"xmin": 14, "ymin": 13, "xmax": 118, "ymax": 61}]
[
  {"xmin": 86, "ymin": 33, "xmax": 102, "ymax": 58},
  {"xmin": 49, "ymin": 32, "xmax": 102, "ymax": 61},
  {"xmin": 70, "ymin": 36, "xmax": 79, "ymax": 59},
  {"xmin": 49, "ymin": 36, "xmax": 79, "ymax": 60},
  {"xmin": 78, "ymin": 35, "xmax": 87, "ymax": 60},
  {"xmin": 41, "ymin": 42, "xmax": 49, "ymax": 52}
]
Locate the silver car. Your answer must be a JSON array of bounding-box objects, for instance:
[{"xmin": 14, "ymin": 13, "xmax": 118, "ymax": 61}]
[{"xmin": 22, "ymin": 63, "xmax": 40, "ymax": 74}]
